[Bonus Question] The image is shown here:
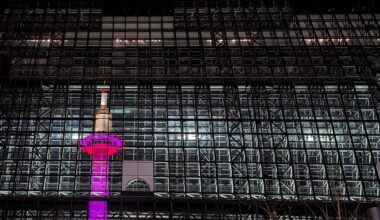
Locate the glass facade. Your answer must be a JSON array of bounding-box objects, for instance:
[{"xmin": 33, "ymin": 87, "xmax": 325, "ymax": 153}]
[
  {"xmin": 0, "ymin": 0, "xmax": 380, "ymax": 219},
  {"xmin": 1, "ymin": 83, "xmax": 380, "ymax": 199},
  {"xmin": 2, "ymin": 10, "xmax": 379, "ymax": 80}
]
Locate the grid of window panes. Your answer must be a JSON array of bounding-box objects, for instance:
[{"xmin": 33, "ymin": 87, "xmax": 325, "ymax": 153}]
[
  {"xmin": 0, "ymin": 208, "xmax": 329, "ymax": 220},
  {"xmin": 1, "ymin": 10, "xmax": 379, "ymax": 80},
  {"xmin": 0, "ymin": 83, "xmax": 379, "ymax": 201}
]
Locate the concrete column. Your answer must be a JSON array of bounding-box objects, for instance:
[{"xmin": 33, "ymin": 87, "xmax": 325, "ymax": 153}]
[{"xmin": 367, "ymin": 207, "xmax": 380, "ymax": 220}]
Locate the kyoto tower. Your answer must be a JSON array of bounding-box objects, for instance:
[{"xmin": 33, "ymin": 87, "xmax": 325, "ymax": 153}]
[{"xmin": 79, "ymin": 88, "xmax": 123, "ymax": 220}]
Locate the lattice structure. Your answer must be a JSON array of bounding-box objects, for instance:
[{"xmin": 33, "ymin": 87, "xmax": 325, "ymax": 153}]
[{"xmin": 0, "ymin": 0, "xmax": 380, "ymax": 219}]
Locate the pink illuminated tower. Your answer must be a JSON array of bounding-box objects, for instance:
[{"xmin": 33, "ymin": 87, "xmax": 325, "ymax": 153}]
[{"xmin": 79, "ymin": 88, "xmax": 122, "ymax": 220}]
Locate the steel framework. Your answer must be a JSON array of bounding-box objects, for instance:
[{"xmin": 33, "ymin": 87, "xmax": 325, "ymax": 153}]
[{"xmin": 0, "ymin": 0, "xmax": 380, "ymax": 219}]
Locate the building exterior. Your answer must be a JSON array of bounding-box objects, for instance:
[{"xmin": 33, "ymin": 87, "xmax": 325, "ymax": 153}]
[{"xmin": 0, "ymin": 0, "xmax": 380, "ymax": 219}]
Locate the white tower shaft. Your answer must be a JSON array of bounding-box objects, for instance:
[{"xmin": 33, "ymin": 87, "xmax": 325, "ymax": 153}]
[{"xmin": 95, "ymin": 88, "xmax": 112, "ymax": 132}]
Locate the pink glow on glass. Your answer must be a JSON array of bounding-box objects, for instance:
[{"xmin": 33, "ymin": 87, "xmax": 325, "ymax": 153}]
[
  {"xmin": 80, "ymin": 134, "xmax": 122, "ymax": 156},
  {"xmin": 79, "ymin": 134, "xmax": 123, "ymax": 220},
  {"xmin": 91, "ymin": 155, "xmax": 109, "ymax": 196},
  {"xmin": 89, "ymin": 201, "xmax": 107, "ymax": 220}
]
